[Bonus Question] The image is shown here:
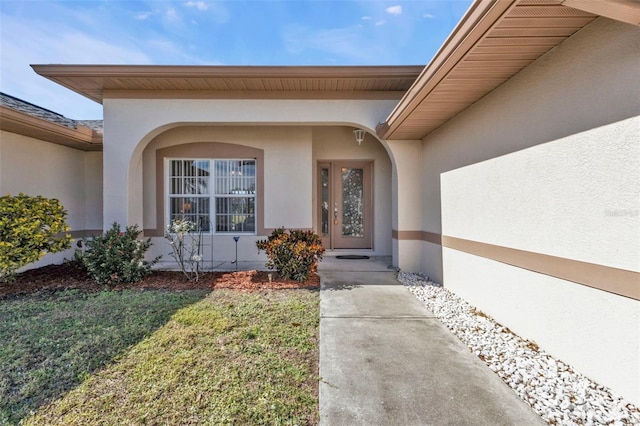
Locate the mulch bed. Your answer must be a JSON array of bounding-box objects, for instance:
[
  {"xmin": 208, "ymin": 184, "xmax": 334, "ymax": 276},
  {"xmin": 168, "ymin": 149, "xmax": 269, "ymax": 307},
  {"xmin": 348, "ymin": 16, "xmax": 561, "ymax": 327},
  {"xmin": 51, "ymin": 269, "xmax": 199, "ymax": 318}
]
[{"xmin": 0, "ymin": 263, "xmax": 320, "ymax": 299}]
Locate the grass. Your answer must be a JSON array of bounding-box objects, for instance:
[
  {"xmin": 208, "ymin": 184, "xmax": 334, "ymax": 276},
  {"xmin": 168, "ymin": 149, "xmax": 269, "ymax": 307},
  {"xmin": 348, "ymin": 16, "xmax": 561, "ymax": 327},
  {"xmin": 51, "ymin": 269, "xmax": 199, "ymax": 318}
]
[
  {"xmin": 1, "ymin": 288, "xmax": 320, "ymax": 425},
  {"xmin": 0, "ymin": 289, "xmax": 209, "ymax": 424}
]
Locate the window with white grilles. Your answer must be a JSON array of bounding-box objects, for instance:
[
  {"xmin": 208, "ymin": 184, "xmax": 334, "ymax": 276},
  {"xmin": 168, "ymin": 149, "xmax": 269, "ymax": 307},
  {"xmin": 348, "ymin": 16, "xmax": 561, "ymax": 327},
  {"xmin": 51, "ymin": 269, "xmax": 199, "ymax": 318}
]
[{"xmin": 167, "ymin": 159, "xmax": 256, "ymax": 233}]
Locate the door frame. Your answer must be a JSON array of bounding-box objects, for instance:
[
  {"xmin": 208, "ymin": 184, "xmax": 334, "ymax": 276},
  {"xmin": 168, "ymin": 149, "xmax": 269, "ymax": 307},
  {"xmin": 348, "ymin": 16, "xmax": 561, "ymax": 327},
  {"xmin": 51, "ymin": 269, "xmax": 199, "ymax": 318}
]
[{"xmin": 317, "ymin": 160, "xmax": 373, "ymax": 250}]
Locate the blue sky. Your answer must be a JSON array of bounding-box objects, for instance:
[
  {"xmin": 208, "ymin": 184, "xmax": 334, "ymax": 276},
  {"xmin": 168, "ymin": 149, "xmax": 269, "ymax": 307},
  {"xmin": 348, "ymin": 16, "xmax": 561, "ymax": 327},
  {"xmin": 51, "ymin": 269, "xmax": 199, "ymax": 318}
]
[{"xmin": 0, "ymin": 0, "xmax": 471, "ymax": 119}]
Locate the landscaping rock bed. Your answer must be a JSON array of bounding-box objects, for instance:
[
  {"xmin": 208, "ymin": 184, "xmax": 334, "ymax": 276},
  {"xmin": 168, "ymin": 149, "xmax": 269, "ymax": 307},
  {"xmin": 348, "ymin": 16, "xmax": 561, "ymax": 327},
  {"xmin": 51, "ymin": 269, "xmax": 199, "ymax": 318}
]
[
  {"xmin": 398, "ymin": 272, "xmax": 640, "ymax": 426},
  {"xmin": 0, "ymin": 262, "xmax": 319, "ymax": 299}
]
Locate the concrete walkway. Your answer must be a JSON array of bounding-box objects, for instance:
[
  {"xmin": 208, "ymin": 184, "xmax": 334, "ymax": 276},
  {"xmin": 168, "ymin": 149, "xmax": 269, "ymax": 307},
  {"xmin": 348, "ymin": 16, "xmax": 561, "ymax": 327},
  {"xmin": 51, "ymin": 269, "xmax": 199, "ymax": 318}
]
[{"xmin": 318, "ymin": 256, "xmax": 544, "ymax": 426}]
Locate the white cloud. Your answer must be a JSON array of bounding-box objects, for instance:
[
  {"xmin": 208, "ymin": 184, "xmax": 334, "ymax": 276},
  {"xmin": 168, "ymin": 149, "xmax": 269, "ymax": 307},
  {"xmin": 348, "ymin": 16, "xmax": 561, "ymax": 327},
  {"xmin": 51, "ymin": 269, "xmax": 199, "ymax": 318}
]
[
  {"xmin": 375, "ymin": 20, "xmax": 386, "ymax": 26},
  {"xmin": 0, "ymin": 14, "xmax": 152, "ymax": 118},
  {"xmin": 135, "ymin": 11, "xmax": 153, "ymax": 20},
  {"xmin": 361, "ymin": 16, "xmax": 372, "ymax": 21},
  {"xmin": 166, "ymin": 8, "xmax": 178, "ymax": 20},
  {"xmin": 386, "ymin": 5, "xmax": 402, "ymax": 16},
  {"xmin": 185, "ymin": 1, "xmax": 208, "ymax": 11},
  {"xmin": 283, "ymin": 25, "xmax": 384, "ymax": 62},
  {"xmin": 423, "ymin": 13, "xmax": 435, "ymax": 19}
]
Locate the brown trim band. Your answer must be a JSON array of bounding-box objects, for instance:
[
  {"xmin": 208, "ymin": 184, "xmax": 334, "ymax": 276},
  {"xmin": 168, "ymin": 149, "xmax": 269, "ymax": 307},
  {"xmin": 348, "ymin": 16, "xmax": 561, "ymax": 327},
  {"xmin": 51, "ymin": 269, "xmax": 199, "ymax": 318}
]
[
  {"xmin": 393, "ymin": 230, "xmax": 640, "ymax": 301},
  {"xmin": 393, "ymin": 230, "xmax": 441, "ymax": 245},
  {"xmin": 56, "ymin": 229, "xmax": 103, "ymax": 239}
]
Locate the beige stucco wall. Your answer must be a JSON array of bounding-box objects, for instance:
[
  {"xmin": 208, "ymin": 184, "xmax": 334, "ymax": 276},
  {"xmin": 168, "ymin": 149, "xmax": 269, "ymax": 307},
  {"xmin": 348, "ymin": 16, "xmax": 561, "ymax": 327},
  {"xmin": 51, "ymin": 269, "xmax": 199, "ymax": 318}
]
[
  {"xmin": 83, "ymin": 151, "xmax": 104, "ymax": 231},
  {"xmin": 385, "ymin": 139, "xmax": 423, "ymax": 269},
  {"xmin": 414, "ymin": 18, "xmax": 640, "ymax": 404},
  {"xmin": 103, "ymin": 97, "xmax": 397, "ymax": 230},
  {"xmin": 140, "ymin": 124, "xmax": 397, "ymax": 263},
  {"xmin": 103, "ymin": 97, "xmax": 398, "ymax": 263},
  {"xmin": 141, "ymin": 125, "xmax": 313, "ymax": 262},
  {"xmin": 0, "ymin": 130, "xmax": 103, "ymax": 268}
]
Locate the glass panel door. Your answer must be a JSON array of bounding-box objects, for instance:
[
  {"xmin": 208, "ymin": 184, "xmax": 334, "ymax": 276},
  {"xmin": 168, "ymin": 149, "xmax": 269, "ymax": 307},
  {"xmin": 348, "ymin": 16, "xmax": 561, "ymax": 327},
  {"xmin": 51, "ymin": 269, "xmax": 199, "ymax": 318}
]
[
  {"xmin": 318, "ymin": 163, "xmax": 331, "ymax": 249},
  {"xmin": 341, "ymin": 167, "xmax": 364, "ymax": 238},
  {"xmin": 318, "ymin": 161, "xmax": 372, "ymax": 250}
]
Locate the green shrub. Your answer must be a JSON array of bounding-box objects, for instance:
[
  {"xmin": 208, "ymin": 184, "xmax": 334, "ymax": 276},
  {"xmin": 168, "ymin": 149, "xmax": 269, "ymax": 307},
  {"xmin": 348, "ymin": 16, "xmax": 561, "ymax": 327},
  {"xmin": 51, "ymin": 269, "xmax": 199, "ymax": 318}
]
[
  {"xmin": 80, "ymin": 223, "xmax": 159, "ymax": 286},
  {"xmin": 256, "ymin": 228, "xmax": 325, "ymax": 282},
  {"xmin": 0, "ymin": 193, "xmax": 71, "ymax": 282}
]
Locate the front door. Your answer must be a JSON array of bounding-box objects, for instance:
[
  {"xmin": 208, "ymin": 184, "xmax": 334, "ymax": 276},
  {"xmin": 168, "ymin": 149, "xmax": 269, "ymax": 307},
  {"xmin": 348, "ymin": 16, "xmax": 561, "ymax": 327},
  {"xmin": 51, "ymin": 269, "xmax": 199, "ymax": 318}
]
[{"xmin": 318, "ymin": 161, "xmax": 373, "ymax": 249}]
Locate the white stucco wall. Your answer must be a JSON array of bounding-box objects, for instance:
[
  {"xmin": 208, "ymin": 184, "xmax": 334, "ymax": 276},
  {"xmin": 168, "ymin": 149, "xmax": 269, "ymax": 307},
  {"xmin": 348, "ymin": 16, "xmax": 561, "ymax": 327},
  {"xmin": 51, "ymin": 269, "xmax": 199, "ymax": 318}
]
[
  {"xmin": 418, "ymin": 18, "xmax": 640, "ymax": 404},
  {"xmin": 0, "ymin": 130, "xmax": 103, "ymax": 267}
]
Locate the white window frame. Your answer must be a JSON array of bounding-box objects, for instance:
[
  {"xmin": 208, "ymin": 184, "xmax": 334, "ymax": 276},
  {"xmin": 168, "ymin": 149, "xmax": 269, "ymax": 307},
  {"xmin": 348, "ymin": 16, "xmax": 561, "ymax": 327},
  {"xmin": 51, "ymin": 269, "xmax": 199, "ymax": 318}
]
[{"xmin": 166, "ymin": 158, "xmax": 257, "ymax": 235}]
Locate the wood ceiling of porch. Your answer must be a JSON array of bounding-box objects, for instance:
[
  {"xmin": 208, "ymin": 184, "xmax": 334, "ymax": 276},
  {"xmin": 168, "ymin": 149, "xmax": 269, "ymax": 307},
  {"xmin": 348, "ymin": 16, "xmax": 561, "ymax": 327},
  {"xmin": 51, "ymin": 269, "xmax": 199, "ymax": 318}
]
[{"xmin": 30, "ymin": 65, "xmax": 424, "ymax": 103}]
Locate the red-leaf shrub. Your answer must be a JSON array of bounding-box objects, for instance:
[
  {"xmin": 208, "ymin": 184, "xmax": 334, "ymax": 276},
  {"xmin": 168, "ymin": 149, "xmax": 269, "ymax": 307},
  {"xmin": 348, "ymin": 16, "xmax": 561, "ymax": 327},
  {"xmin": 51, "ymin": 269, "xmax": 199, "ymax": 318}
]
[{"xmin": 256, "ymin": 228, "xmax": 325, "ymax": 282}]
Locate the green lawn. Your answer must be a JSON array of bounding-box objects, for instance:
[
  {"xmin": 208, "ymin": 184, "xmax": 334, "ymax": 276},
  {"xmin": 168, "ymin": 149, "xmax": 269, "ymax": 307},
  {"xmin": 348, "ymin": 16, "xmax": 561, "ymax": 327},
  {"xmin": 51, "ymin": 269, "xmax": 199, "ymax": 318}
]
[{"xmin": 0, "ymin": 288, "xmax": 320, "ymax": 425}]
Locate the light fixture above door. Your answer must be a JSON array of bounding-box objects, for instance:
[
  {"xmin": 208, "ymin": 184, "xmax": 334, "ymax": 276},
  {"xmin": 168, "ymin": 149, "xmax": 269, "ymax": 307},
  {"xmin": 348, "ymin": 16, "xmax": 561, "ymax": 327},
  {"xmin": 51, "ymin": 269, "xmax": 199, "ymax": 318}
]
[{"xmin": 353, "ymin": 128, "xmax": 366, "ymax": 145}]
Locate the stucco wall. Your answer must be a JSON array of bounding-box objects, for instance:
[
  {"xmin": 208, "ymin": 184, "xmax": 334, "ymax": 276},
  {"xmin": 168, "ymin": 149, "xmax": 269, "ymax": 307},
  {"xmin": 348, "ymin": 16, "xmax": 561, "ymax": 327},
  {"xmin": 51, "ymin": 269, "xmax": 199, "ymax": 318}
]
[
  {"xmin": 103, "ymin": 97, "xmax": 397, "ymax": 230},
  {"xmin": 141, "ymin": 125, "xmax": 314, "ymax": 262},
  {"xmin": 418, "ymin": 18, "xmax": 640, "ymax": 404},
  {"xmin": 140, "ymin": 124, "xmax": 396, "ymax": 262},
  {"xmin": 385, "ymin": 139, "xmax": 423, "ymax": 270},
  {"xmin": 0, "ymin": 130, "xmax": 103, "ymax": 267},
  {"xmin": 103, "ymin": 97, "xmax": 398, "ymax": 264},
  {"xmin": 312, "ymin": 126, "xmax": 393, "ymax": 256}
]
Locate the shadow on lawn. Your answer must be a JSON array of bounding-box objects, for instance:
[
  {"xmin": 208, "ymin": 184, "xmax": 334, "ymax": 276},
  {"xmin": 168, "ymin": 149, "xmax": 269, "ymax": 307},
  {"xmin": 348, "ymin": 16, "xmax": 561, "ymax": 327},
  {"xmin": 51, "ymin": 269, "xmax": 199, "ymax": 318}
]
[{"xmin": 0, "ymin": 288, "xmax": 209, "ymax": 425}]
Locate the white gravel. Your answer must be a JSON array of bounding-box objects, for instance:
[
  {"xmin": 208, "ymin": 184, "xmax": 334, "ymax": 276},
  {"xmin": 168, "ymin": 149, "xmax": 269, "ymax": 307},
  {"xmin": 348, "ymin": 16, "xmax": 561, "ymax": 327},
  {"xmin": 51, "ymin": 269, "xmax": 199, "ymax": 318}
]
[{"xmin": 398, "ymin": 272, "xmax": 640, "ymax": 426}]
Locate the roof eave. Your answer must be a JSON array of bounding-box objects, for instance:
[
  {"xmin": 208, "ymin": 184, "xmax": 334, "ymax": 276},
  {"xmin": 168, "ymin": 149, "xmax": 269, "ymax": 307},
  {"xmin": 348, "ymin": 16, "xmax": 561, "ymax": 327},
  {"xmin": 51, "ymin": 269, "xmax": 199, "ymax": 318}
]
[
  {"xmin": 0, "ymin": 106, "xmax": 102, "ymax": 151},
  {"xmin": 377, "ymin": 0, "xmax": 517, "ymax": 140},
  {"xmin": 30, "ymin": 64, "xmax": 424, "ymax": 104},
  {"xmin": 379, "ymin": 0, "xmax": 639, "ymax": 141}
]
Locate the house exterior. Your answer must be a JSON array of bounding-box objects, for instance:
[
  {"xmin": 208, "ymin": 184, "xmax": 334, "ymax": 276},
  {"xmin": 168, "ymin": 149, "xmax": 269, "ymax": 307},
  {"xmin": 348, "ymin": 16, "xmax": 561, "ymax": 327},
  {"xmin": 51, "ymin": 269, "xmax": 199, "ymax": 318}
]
[
  {"xmin": 1, "ymin": 0, "xmax": 639, "ymax": 407},
  {"xmin": 0, "ymin": 93, "xmax": 104, "ymax": 267}
]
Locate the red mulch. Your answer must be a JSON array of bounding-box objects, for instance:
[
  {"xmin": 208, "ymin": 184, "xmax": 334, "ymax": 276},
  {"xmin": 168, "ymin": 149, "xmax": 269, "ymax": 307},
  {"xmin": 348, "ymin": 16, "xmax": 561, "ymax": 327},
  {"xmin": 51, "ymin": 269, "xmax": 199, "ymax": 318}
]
[{"xmin": 0, "ymin": 263, "xmax": 320, "ymax": 299}]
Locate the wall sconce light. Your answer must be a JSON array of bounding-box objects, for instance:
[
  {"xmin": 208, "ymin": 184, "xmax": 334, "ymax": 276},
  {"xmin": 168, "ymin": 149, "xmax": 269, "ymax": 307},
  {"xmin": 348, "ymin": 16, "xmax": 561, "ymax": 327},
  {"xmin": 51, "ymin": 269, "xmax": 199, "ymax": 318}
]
[{"xmin": 353, "ymin": 128, "xmax": 366, "ymax": 145}]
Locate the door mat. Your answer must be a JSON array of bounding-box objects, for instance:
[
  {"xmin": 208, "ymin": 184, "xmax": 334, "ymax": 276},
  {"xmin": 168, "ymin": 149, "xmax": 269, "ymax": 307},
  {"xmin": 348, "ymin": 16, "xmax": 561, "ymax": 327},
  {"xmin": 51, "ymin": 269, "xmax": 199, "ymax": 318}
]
[{"xmin": 335, "ymin": 255, "xmax": 370, "ymax": 260}]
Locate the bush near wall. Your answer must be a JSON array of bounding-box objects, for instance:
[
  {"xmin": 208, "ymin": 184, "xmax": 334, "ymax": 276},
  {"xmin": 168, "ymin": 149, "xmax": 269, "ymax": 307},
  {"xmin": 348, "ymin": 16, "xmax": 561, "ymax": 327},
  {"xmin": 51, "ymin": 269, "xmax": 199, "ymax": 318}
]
[
  {"xmin": 256, "ymin": 228, "xmax": 325, "ymax": 282},
  {"xmin": 0, "ymin": 193, "xmax": 71, "ymax": 282},
  {"xmin": 79, "ymin": 223, "xmax": 159, "ymax": 286}
]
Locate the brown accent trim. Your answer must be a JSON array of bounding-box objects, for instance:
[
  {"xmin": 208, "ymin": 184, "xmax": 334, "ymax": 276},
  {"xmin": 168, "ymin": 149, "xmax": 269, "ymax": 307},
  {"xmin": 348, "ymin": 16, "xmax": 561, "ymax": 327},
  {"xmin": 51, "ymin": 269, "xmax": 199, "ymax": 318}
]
[
  {"xmin": 58, "ymin": 229, "xmax": 103, "ymax": 238},
  {"xmin": 151, "ymin": 142, "xmax": 265, "ymax": 237},
  {"xmin": 443, "ymin": 236, "xmax": 640, "ymax": 301},
  {"xmin": 0, "ymin": 106, "xmax": 102, "ymax": 151},
  {"xmin": 393, "ymin": 230, "xmax": 442, "ymax": 245},
  {"xmin": 393, "ymin": 230, "xmax": 640, "ymax": 300},
  {"xmin": 103, "ymin": 90, "xmax": 407, "ymax": 101}
]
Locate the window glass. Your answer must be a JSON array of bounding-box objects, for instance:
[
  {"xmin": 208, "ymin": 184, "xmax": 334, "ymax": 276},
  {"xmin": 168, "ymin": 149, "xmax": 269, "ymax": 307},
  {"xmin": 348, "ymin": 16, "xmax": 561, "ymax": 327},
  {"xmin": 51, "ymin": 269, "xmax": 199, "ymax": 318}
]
[{"xmin": 168, "ymin": 159, "xmax": 256, "ymax": 234}]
